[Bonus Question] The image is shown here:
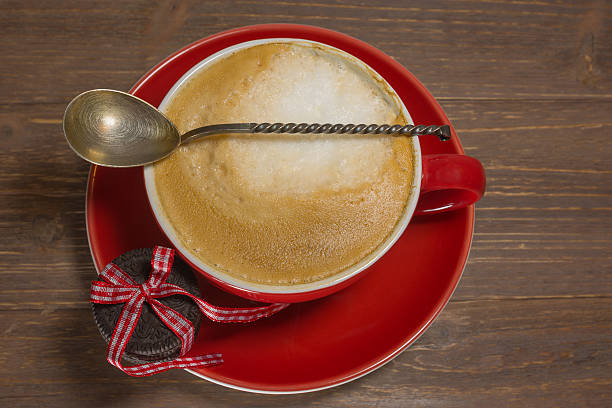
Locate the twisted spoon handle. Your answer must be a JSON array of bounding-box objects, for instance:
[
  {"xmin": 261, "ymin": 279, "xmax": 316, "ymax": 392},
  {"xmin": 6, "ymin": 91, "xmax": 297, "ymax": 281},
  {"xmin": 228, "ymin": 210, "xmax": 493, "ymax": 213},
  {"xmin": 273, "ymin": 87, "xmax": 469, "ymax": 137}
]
[{"xmin": 180, "ymin": 122, "xmax": 451, "ymax": 144}]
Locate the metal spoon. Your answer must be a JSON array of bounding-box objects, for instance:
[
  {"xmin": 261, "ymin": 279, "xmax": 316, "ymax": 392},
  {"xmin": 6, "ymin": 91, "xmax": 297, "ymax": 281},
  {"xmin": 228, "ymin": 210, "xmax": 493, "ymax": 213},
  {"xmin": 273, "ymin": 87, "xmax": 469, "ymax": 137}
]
[{"xmin": 63, "ymin": 89, "xmax": 451, "ymax": 168}]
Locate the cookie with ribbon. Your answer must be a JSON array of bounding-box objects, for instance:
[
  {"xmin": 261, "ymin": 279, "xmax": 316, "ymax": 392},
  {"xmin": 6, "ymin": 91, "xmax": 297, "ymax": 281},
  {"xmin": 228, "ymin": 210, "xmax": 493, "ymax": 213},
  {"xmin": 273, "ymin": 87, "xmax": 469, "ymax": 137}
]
[
  {"xmin": 90, "ymin": 246, "xmax": 288, "ymax": 376},
  {"xmin": 91, "ymin": 247, "xmax": 202, "ymax": 363}
]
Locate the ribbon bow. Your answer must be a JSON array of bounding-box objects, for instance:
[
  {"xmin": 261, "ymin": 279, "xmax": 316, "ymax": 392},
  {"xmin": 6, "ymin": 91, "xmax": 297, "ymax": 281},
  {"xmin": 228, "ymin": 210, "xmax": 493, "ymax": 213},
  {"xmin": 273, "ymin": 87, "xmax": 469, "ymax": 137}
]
[{"xmin": 90, "ymin": 246, "xmax": 288, "ymax": 376}]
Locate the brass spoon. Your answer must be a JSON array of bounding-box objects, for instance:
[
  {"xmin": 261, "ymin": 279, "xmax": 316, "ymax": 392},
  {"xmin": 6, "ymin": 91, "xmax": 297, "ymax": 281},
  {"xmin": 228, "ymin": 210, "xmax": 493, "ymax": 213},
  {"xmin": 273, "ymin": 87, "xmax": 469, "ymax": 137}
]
[{"xmin": 63, "ymin": 89, "xmax": 451, "ymax": 168}]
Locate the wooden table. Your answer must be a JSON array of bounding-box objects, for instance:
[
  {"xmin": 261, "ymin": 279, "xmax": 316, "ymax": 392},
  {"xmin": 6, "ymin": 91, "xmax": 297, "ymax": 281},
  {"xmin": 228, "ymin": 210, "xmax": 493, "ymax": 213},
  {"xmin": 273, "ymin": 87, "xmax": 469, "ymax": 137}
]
[{"xmin": 1, "ymin": 1, "xmax": 610, "ymax": 406}]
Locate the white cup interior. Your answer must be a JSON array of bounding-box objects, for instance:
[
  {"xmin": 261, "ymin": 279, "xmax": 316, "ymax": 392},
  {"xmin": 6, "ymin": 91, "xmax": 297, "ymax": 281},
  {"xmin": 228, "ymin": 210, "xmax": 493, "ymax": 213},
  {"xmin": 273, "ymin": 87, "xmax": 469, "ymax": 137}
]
[{"xmin": 144, "ymin": 38, "xmax": 422, "ymax": 294}]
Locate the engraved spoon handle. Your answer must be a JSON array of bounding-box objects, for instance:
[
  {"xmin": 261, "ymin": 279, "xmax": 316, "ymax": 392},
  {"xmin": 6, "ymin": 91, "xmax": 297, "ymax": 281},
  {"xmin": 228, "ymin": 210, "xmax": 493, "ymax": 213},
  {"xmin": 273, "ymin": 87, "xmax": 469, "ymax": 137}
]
[{"xmin": 180, "ymin": 123, "xmax": 452, "ymax": 144}]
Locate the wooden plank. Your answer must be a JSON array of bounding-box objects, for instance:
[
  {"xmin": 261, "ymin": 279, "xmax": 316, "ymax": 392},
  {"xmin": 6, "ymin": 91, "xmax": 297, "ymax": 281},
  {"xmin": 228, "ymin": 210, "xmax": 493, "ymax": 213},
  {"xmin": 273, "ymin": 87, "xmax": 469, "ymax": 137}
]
[
  {"xmin": 0, "ymin": 0, "xmax": 610, "ymax": 104},
  {"xmin": 0, "ymin": 96, "xmax": 610, "ymax": 307},
  {"xmin": 0, "ymin": 299, "xmax": 609, "ymax": 406}
]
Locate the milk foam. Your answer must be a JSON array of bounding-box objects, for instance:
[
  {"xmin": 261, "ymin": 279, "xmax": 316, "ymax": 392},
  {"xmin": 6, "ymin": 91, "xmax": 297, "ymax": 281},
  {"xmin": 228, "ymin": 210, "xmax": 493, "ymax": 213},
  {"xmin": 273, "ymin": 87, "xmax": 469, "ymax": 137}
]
[
  {"xmin": 226, "ymin": 137, "xmax": 390, "ymax": 194},
  {"xmin": 154, "ymin": 42, "xmax": 414, "ymax": 285},
  {"xmin": 235, "ymin": 47, "xmax": 399, "ymax": 123},
  {"xmin": 183, "ymin": 45, "xmax": 400, "ymax": 195}
]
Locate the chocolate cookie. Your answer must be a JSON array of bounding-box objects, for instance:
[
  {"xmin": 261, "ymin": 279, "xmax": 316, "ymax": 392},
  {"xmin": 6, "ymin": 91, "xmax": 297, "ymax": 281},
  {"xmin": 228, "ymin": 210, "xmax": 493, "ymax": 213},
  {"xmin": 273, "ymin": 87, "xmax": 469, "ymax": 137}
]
[{"xmin": 91, "ymin": 248, "xmax": 201, "ymax": 363}]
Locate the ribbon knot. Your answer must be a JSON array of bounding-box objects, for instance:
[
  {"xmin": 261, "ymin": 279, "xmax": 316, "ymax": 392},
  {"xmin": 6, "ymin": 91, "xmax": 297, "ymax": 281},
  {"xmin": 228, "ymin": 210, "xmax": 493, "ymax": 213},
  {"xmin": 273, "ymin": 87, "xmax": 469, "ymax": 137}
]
[
  {"xmin": 90, "ymin": 246, "xmax": 288, "ymax": 377},
  {"xmin": 138, "ymin": 282, "xmax": 153, "ymax": 303}
]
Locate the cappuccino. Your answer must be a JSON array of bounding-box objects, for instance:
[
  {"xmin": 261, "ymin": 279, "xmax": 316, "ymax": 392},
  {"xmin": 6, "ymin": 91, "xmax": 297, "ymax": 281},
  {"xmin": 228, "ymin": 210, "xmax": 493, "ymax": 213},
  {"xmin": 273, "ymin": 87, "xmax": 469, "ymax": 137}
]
[{"xmin": 152, "ymin": 42, "xmax": 415, "ymax": 285}]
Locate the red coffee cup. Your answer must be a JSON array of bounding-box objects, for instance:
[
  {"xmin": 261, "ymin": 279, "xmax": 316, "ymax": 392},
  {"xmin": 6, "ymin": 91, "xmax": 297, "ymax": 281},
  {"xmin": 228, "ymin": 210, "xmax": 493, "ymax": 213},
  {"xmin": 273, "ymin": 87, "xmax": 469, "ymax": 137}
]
[{"xmin": 142, "ymin": 24, "xmax": 485, "ymax": 303}]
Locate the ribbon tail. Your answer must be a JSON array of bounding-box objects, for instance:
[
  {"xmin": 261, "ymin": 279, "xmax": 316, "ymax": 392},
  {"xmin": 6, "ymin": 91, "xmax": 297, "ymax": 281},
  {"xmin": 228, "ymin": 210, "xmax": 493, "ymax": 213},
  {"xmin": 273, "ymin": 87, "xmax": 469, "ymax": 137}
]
[
  {"xmin": 191, "ymin": 295, "xmax": 289, "ymax": 323},
  {"xmin": 120, "ymin": 354, "xmax": 224, "ymax": 377},
  {"xmin": 151, "ymin": 283, "xmax": 289, "ymax": 323}
]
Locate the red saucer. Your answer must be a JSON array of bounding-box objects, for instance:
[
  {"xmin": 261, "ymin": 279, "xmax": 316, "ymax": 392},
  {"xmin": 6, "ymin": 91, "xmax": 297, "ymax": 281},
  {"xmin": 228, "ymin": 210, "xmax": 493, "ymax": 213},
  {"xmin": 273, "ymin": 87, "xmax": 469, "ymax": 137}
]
[{"xmin": 86, "ymin": 24, "xmax": 473, "ymax": 393}]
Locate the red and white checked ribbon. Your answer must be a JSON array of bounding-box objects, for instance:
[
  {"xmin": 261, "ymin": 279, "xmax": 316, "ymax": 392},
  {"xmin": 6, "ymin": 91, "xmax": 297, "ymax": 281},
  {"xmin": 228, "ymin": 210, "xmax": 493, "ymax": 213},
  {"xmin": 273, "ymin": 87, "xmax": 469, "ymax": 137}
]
[{"xmin": 90, "ymin": 246, "xmax": 288, "ymax": 377}]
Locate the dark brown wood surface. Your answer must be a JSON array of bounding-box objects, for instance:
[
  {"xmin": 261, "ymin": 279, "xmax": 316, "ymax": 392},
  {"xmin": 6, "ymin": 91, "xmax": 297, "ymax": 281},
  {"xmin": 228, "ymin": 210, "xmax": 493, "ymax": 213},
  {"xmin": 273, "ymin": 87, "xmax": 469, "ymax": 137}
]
[{"xmin": 1, "ymin": 0, "xmax": 610, "ymax": 406}]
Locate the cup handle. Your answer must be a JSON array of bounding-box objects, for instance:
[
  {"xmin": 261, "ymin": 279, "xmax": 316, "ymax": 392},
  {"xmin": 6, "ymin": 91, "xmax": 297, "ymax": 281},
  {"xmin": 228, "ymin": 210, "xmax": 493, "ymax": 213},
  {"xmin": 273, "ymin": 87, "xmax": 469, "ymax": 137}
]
[{"xmin": 414, "ymin": 154, "xmax": 486, "ymax": 215}]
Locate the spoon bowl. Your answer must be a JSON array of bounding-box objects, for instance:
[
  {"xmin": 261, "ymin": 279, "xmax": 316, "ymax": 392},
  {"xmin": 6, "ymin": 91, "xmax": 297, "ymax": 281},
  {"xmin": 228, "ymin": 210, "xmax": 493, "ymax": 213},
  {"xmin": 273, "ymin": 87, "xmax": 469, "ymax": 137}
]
[{"xmin": 63, "ymin": 89, "xmax": 181, "ymax": 167}]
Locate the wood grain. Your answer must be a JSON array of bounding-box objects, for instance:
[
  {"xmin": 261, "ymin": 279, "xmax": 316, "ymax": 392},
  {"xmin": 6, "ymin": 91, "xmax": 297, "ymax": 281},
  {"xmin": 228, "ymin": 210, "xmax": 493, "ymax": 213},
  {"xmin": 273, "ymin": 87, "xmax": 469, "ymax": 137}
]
[
  {"xmin": 1, "ymin": 0, "xmax": 610, "ymax": 104},
  {"xmin": 0, "ymin": 0, "xmax": 610, "ymax": 406}
]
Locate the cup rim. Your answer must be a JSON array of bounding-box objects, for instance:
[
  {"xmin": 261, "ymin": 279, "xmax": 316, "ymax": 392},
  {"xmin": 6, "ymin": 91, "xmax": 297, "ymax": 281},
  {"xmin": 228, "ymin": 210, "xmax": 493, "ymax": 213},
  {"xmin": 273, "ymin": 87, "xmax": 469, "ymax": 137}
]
[{"xmin": 143, "ymin": 37, "xmax": 422, "ymax": 296}]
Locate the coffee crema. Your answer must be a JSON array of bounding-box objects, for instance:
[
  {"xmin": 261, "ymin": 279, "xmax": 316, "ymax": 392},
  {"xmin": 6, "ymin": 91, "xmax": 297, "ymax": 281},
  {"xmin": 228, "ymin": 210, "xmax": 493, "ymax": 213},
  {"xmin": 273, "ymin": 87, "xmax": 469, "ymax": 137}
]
[{"xmin": 153, "ymin": 42, "xmax": 415, "ymax": 285}]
